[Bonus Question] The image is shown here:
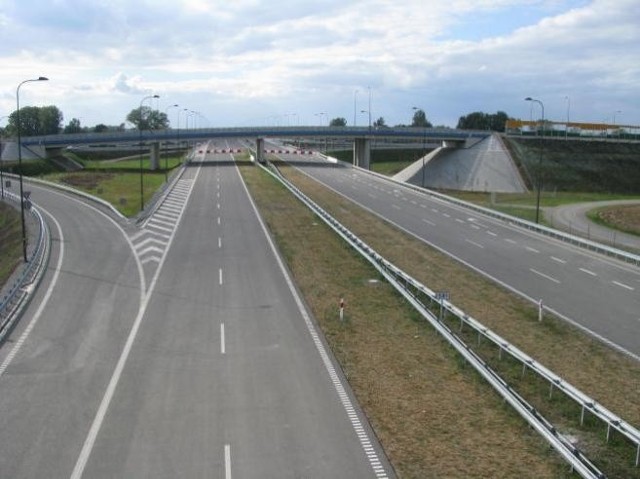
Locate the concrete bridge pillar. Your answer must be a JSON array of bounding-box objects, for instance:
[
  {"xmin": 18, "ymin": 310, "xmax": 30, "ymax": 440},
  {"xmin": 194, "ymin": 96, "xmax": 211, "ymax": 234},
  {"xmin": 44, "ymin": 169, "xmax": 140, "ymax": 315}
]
[
  {"xmin": 256, "ymin": 138, "xmax": 265, "ymax": 163},
  {"xmin": 353, "ymin": 138, "xmax": 371, "ymax": 169},
  {"xmin": 150, "ymin": 142, "xmax": 160, "ymax": 170}
]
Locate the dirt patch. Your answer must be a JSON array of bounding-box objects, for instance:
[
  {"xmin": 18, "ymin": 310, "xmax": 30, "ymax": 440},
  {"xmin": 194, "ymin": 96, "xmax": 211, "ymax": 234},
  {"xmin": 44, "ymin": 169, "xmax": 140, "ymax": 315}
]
[
  {"xmin": 594, "ymin": 204, "xmax": 640, "ymax": 236},
  {"xmin": 60, "ymin": 172, "xmax": 115, "ymax": 190}
]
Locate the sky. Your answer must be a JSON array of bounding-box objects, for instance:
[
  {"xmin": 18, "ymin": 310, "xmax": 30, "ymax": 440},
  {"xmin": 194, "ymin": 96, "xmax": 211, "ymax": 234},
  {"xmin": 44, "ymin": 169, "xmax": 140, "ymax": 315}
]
[{"xmin": 0, "ymin": 0, "xmax": 638, "ymax": 130}]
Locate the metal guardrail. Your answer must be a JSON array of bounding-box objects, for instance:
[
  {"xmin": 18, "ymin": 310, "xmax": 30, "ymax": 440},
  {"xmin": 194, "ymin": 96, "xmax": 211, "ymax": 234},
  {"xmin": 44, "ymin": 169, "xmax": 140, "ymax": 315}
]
[
  {"xmin": 262, "ymin": 161, "xmax": 640, "ymax": 477},
  {"xmin": 0, "ymin": 191, "xmax": 50, "ymax": 343}
]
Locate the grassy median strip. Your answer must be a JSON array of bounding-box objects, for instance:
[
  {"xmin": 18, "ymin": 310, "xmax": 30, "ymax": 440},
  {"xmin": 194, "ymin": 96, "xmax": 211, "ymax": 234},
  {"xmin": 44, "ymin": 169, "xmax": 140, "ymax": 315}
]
[
  {"xmin": 239, "ymin": 161, "xmax": 570, "ymax": 478},
  {"xmin": 0, "ymin": 202, "xmax": 22, "ymax": 286},
  {"xmin": 263, "ymin": 160, "xmax": 640, "ymax": 479}
]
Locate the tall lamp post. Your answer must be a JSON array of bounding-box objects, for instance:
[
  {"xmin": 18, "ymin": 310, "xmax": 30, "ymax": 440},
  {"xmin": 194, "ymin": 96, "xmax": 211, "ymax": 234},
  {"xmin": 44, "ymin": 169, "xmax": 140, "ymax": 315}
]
[
  {"xmin": 413, "ymin": 106, "xmax": 428, "ymax": 187},
  {"xmin": 16, "ymin": 77, "xmax": 49, "ymax": 262},
  {"xmin": 139, "ymin": 94, "xmax": 160, "ymax": 212},
  {"xmin": 164, "ymin": 103, "xmax": 179, "ymax": 182},
  {"xmin": 353, "ymin": 90, "xmax": 359, "ymax": 127},
  {"xmin": 525, "ymin": 97, "xmax": 544, "ymax": 224},
  {"xmin": 0, "ymin": 115, "xmax": 8, "ymax": 200},
  {"xmin": 564, "ymin": 96, "xmax": 570, "ymax": 141}
]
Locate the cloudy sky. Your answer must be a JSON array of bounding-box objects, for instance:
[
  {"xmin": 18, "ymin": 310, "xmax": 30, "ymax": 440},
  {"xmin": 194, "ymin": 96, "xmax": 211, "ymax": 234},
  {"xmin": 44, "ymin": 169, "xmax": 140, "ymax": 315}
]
[{"xmin": 0, "ymin": 0, "xmax": 637, "ymax": 130}]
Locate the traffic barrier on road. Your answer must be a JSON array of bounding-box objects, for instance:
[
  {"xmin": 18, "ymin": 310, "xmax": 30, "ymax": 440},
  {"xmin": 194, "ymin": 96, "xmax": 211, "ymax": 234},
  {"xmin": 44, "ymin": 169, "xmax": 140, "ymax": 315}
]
[
  {"xmin": 262, "ymin": 162, "xmax": 639, "ymax": 476},
  {"xmin": 0, "ymin": 191, "xmax": 50, "ymax": 343}
]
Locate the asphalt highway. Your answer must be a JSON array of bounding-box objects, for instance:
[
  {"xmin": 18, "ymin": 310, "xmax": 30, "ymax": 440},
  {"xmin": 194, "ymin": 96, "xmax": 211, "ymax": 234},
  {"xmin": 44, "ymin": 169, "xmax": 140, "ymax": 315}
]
[
  {"xmin": 0, "ymin": 145, "xmax": 393, "ymax": 478},
  {"xmin": 279, "ymin": 154, "xmax": 640, "ymax": 359}
]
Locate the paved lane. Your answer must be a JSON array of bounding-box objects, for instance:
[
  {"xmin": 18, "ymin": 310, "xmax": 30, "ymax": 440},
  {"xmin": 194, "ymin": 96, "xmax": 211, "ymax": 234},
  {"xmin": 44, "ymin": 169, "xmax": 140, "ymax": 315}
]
[
  {"xmin": 281, "ymin": 155, "xmax": 640, "ymax": 359},
  {"xmin": 0, "ymin": 185, "xmax": 141, "ymax": 478},
  {"xmin": 76, "ymin": 147, "xmax": 392, "ymax": 478}
]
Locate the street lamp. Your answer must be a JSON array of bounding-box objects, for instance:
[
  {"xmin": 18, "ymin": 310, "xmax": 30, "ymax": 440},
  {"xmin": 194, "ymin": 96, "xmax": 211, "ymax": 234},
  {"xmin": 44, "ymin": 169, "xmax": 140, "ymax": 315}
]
[
  {"xmin": 353, "ymin": 90, "xmax": 359, "ymax": 126},
  {"xmin": 16, "ymin": 76, "xmax": 49, "ymax": 262},
  {"xmin": 164, "ymin": 103, "xmax": 179, "ymax": 181},
  {"xmin": 0, "ymin": 115, "xmax": 8, "ymax": 200},
  {"xmin": 413, "ymin": 106, "xmax": 428, "ymax": 187},
  {"xmin": 525, "ymin": 97, "xmax": 544, "ymax": 224},
  {"xmin": 139, "ymin": 94, "xmax": 160, "ymax": 212},
  {"xmin": 564, "ymin": 96, "xmax": 570, "ymax": 141}
]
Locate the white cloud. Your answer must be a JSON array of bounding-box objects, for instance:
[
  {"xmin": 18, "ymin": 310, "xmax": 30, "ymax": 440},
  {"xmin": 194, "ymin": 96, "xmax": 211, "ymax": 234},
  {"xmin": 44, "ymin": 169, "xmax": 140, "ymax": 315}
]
[{"xmin": 0, "ymin": 0, "xmax": 636, "ymax": 127}]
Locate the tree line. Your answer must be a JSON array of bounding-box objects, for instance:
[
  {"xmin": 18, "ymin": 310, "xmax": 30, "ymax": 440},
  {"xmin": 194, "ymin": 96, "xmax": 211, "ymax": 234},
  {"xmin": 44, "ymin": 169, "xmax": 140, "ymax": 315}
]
[
  {"xmin": 329, "ymin": 109, "xmax": 511, "ymax": 132},
  {"xmin": 1, "ymin": 105, "xmax": 512, "ymax": 137}
]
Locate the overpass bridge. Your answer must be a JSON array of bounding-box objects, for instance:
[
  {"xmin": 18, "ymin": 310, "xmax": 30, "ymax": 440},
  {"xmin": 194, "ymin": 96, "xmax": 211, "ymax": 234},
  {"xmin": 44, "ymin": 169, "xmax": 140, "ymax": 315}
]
[{"xmin": 5, "ymin": 126, "xmax": 491, "ymax": 169}]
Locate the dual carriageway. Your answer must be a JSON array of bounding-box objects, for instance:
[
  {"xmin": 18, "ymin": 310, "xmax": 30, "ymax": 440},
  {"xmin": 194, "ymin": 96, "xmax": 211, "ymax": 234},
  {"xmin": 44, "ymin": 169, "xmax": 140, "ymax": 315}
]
[{"xmin": 0, "ymin": 138, "xmax": 638, "ymax": 477}]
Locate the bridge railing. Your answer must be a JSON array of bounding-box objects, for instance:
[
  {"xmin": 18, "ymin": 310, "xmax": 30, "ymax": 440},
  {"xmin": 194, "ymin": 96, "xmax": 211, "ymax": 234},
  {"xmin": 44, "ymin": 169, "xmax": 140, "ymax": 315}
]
[
  {"xmin": 17, "ymin": 126, "xmax": 492, "ymax": 147},
  {"xmin": 261, "ymin": 161, "xmax": 639, "ymax": 476}
]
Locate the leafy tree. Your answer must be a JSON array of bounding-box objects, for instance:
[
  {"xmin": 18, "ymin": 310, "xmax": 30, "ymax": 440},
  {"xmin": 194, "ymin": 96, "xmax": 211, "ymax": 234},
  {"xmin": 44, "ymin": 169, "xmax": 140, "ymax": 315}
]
[
  {"xmin": 329, "ymin": 117, "xmax": 347, "ymax": 127},
  {"xmin": 94, "ymin": 124, "xmax": 108, "ymax": 133},
  {"xmin": 457, "ymin": 111, "xmax": 510, "ymax": 132},
  {"xmin": 373, "ymin": 117, "xmax": 387, "ymax": 128},
  {"xmin": 5, "ymin": 105, "xmax": 62, "ymax": 136},
  {"xmin": 126, "ymin": 106, "xmax": 168, "ymax": 130},
  {"xmin": 411, "ymin": 109, "xmax": 432, "ymax": 128},
  {"xmin": 64, "ymin": 118, "xmax": 83, "ymax": 134}
]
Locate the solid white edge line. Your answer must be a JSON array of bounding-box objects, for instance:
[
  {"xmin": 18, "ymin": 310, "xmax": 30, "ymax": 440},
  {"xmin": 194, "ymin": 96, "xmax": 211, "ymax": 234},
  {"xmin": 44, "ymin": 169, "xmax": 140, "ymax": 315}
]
[
  {"xmin": 0, "ymin": 208, "xmax": 63, "ymax": 378},
  {"xmin": 236, "ymin": 163, "xmax": 389, "ymax": 478}
]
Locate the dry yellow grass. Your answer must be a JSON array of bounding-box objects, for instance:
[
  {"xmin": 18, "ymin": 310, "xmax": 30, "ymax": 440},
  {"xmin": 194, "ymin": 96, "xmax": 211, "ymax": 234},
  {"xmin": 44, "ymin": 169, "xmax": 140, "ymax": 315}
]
[
  {"xmin": 240, "ymin": 162, "xmax": 571, "ymax": 478},
  {"xmin": 267, "ymin": 161, "xmax": 640, "ymax": 478}
]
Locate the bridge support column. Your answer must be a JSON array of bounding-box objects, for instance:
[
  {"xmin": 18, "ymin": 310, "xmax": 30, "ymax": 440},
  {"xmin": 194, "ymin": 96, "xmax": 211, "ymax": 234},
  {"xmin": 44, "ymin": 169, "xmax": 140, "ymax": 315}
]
[
  {"xmin": 353, "ymin": 138, "xmax": 371, "ymax": 169},
  {"xmin": 256, "ymin": 138, "xmax": 265, "ymax": 163},
  {"xmin": 149, "ymin": 142, "xmax": 160, "ymax": 170}
]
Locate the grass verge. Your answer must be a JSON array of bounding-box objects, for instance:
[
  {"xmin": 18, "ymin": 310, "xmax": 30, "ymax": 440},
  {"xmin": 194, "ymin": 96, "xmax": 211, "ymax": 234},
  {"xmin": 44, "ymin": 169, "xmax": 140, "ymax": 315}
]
[
  {"xmin": 42, "ymin": 156, "xmax": 183, "ymax": 217},
  {"xmin": 239, "ymin": 160, "xmax": 571, "ymax": 478},
  {"xmin": 264, "ymin": 160, "xmax": 640, "ymax": 478},
  {"xmin": 0, "ymin": 202, "xmax": 22, "ymax": 286}
]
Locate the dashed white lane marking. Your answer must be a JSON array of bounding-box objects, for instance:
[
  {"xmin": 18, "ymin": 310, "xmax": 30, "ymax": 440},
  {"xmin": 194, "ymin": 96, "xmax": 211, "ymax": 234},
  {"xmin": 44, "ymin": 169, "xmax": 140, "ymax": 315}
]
[
  {"xmin": 431, "ymin": 208, "xmax": 438, "ymax": 213},
  {"xmin": 219, "ymin": 268, "xmax": 223, "ymax": 285},
  {"xmin": 391, "ymin": 204, "xmax": 402, "ymax": 210},
  {"xmin": 486, "ymin": 230, "xmax": 497, "ymax": 237},
  {"xmin": 422, "ymin": 218, "xmax": 435, "ymax": 226},
  {"xmin": 470, "ymin": 225, "xmax": 481, "ymax": 230},
  {"xmin": 217, "ymin": 217, "xmax": 221, "ymax": 225},
  {"xmin": 579, "ymin": 268, "xmax": 597, "ymax": 277},
  {"xmin": 217, "ymin": 203, "xmax": 221, "ymax": 209},
  {"xmin": 551, "ymin": 256, "xmax": 567, "ymax": 264},
  {"xmin": 613, "ymin": 280, "xmax": 634, "ymax": 291},
  {"xmin": 455, "ymin": 218, "xmax": 464, "ymax": 224},
  {"xmin": 224, "ymin": 444, "xmax": 232, "ymax": 479},
  {"xmin": 505, "ymin": 238, "xmax": 517, "ymax": 244},
  {"xmin": 442, "ymin": 213, "xmax": 450, "ymax": 218},
  {"xmin": 526, "ymin": 246, "xmax": 540, "ymax": 253},
  {"xmin": 465, "ymin": 239, "xmax": 484, "ymax": 249},
  {"xmin": 368, "ymin": 193, "xmax": 377, "ymax": 199},
  {"xmin": 218, "ymin": 237, "xmax": 222, "ymax": 249},
  {"xmin": 530, "ymin": 268, "xmax": 561, "ymax": 284},
  {"xmin": 220, "ymin": 323, "xmax": 226, "ymax": 355}
]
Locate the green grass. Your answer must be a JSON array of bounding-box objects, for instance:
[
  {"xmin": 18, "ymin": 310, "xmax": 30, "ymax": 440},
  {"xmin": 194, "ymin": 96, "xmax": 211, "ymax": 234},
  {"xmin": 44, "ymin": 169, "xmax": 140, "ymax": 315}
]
[
  {"xmin": 0, "ymin": 202, "xmax": 22, "ymax": 285},
  {"xmin": 42, "ymin": 156, "xmax": 183, "ymax": 217}
]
